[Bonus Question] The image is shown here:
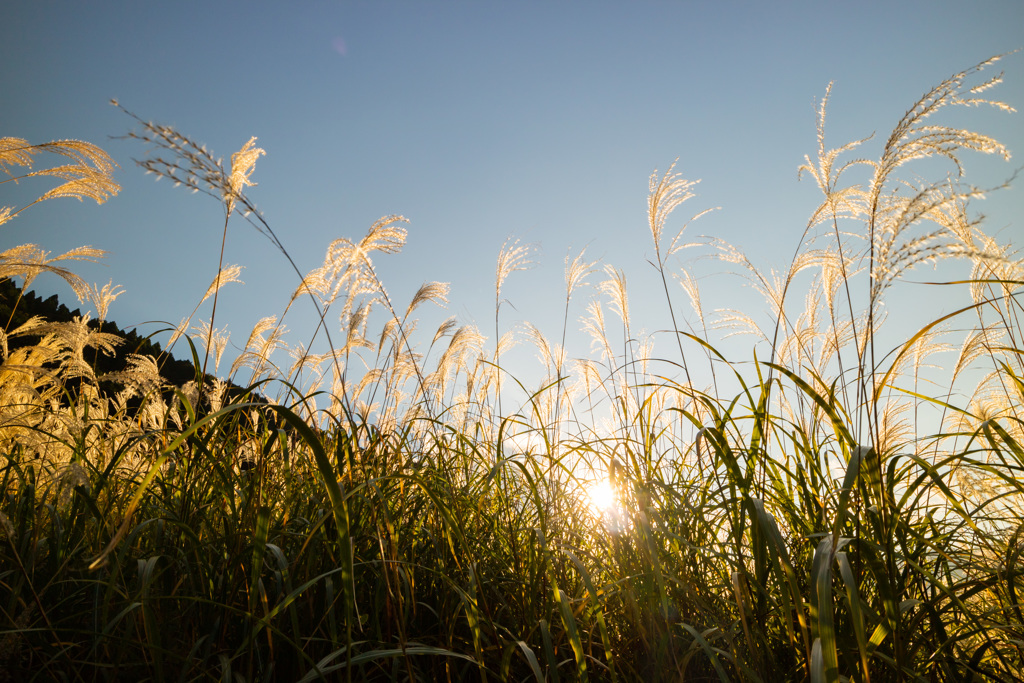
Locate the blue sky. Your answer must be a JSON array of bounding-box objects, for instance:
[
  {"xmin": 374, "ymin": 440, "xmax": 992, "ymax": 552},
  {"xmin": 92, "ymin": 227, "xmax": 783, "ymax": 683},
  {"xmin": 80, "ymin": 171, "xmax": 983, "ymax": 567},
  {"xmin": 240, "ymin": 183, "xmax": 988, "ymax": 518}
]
[{"xmin": 2, "ymin": 1, "xmax": 1022, "ymax": 395}]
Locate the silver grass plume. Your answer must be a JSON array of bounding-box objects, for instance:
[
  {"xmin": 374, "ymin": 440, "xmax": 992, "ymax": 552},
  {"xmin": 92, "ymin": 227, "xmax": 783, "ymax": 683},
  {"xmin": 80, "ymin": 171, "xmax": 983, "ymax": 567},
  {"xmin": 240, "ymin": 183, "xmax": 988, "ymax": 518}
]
[{"xmin": 0, "ymin": 136, "xmax": 119, "ymax": 228}]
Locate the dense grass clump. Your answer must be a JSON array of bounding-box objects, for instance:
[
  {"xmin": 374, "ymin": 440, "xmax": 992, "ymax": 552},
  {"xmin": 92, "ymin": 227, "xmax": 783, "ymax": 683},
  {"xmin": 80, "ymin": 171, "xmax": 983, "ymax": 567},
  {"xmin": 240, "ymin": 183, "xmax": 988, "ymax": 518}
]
[{"xmin": 2, "ymin": 57, "xmax": 1023, "ymax": 682}]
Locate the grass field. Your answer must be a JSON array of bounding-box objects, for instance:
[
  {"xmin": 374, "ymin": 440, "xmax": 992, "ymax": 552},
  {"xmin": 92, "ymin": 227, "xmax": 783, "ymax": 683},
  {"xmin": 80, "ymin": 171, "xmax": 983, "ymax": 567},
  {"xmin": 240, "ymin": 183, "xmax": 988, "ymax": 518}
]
[{"xmin": 1, "ymin": 56, "xmax": 1022, "ymax": 682}]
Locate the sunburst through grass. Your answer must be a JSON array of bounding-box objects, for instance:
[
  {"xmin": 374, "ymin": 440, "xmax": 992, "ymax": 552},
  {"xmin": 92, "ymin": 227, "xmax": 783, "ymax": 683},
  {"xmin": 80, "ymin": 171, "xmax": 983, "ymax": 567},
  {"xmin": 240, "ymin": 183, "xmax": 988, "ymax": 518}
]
[
  {"xmin": 583, "ymin": 475, "xmax": 632, "ymax": 535},
  {"xmin": 1, "ymin": 56, "xmax": 1022, "ymax": 682}
]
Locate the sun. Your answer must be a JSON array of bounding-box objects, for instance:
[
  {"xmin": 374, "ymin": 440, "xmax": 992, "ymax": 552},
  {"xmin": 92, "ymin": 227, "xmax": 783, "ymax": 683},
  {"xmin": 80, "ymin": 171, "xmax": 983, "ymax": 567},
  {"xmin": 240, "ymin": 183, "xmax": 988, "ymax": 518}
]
[
  {"xmin": 585, "ymin": 479, "xmax": 617, "ymax": 515},
  {"xmin": 583, "ymin": 478, "xmax": 632, "ymax": 534}
]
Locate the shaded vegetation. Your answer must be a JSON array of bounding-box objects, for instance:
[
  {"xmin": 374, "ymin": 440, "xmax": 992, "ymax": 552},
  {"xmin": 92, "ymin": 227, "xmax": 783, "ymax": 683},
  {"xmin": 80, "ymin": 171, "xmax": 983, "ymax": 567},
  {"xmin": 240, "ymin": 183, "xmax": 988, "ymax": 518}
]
[{"xmin": 0, "ymin": 277, "xmax": 198, "ymax": 385}]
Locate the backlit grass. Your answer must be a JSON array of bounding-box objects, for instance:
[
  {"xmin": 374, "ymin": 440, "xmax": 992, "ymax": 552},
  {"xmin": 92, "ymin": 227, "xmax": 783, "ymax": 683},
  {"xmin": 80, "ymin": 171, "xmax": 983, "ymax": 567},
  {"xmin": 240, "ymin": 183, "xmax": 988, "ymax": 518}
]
[{"xmin": 1, "ymin": 56, "xmax": 1022, "ymax": 682}]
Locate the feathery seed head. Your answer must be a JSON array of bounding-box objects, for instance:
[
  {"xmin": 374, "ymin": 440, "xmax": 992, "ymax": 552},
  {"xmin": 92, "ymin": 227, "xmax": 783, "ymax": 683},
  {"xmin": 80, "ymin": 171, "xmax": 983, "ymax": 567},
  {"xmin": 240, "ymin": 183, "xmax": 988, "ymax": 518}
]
[
  {"xmin": 200, "ymin": 264, "xmax": 244, "ymax": 305},
  {"xmin": 600, "ymin": 265, "xmax": 630, "ymax": 325},
  {"xmin": 648, "ymin": 160, "xmax": 699, "ymax": 254},
  {"xmin": 0, "ymin": 137, "xmax": 35, "ymax": 173},
  {"xmin": 362, "ymin": 215, "xmax": 409, "ymax": 255},
  {"xmin": 190, "ymin": 320, "xmax": 231, "ymax": 371},
  {"xmin": 226, "ymin": 137, "xmax": 265, "ymax": 213},
  {"xmin": 86, "ymin": 280, "xmax": 125, "ymax": 322},
  {"xmin": 496, "ymin": 237, "xmax": 537, "ymax": 301},
  {"xmin": 406, "ymin": 281, "xmax": 450, "ymax": 319},
  {"xmin": 432, "ymin": 316, "xmax": 459, "ymax": 346},
  {"xmin": 0, "ymin": 137, "xmax": 120, "ymax": 209},
  {"xmin": 565, "ymin": 247, "xmax": 597, "ymax": 299},
  {"xmin": 673, "ymin": 270, "xmax": 705, "ymax": 326},
  {"xmin": 0, "ymin": 244, "xmax": 106, "ymax": 299}
]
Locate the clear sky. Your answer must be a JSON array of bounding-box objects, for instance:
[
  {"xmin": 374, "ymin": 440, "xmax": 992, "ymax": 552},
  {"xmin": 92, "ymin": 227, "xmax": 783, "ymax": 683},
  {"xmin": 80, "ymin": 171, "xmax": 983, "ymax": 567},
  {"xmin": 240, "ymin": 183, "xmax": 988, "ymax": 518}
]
[{"xmin": 2, "ymin": 1, "xmax": 1022, "ymax": 398}]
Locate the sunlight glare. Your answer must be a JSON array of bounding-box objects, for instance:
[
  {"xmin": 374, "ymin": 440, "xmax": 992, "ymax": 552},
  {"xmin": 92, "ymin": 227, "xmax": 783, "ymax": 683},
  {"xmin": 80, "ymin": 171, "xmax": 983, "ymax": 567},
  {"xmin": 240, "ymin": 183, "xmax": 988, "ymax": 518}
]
[
  {"xmin": 585, "ymin": 478, "xmax": 630, "ymax": 535},
  {"xmin": 587, "ymin": 479, "xmax": 617, "ymax": 515}
]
